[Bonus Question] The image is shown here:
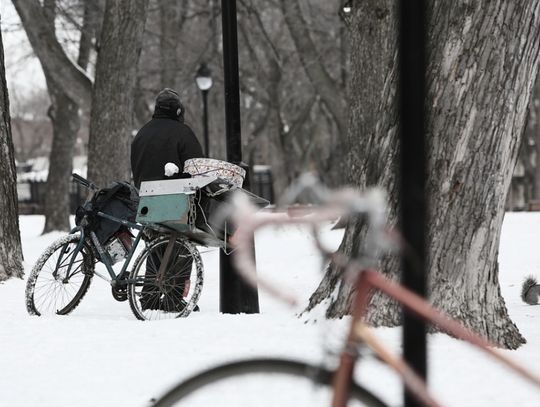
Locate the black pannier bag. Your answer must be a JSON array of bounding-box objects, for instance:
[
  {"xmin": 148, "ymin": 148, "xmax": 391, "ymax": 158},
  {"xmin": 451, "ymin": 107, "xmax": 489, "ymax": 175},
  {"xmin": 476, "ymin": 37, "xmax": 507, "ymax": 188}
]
[{"xmin": 75, "ymin": 181, "xmax": 139, "ymax": 244}]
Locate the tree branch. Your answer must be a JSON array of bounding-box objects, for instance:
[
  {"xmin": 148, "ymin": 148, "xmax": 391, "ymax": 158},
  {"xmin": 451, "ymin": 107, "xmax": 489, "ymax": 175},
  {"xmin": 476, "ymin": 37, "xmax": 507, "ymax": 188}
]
[
  {"xmin": 77, "ymin": 1, "xmax": 103, "ymax": 70},
  {"xmin": 279, "ymin": 0, "xmax": 346, "ymax": 139},
  {"xmin": 12, "ymin": 0, "xmax": 93, "ymax": 109}
]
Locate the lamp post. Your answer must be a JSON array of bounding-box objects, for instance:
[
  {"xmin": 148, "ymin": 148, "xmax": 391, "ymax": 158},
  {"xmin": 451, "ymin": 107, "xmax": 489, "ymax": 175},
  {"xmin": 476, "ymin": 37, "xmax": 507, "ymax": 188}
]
[
  {"xmin": 195, "ymin": 63, "xmax": 213, "ymax": 157},
  {"xmin": 220, "ymin": 0, "xmax": 259, "ymax": 314},
  {"xmin": 399, "ymin": 1, "xmax": 427, "ymax": 406}
]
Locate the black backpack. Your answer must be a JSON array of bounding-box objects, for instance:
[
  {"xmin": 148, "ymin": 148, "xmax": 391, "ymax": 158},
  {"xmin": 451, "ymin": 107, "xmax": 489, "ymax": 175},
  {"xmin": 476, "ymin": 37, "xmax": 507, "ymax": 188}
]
[{"xmin": 75, "ymin": 181, "xmax": 139, "ymax": 244}]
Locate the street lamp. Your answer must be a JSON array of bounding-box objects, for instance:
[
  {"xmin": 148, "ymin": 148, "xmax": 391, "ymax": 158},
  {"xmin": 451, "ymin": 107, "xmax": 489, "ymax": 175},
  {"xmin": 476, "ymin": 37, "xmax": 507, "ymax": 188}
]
[
  {"xmin": 339, "ymin": 1, "xmax": 352, "ymax": 17},
  {"xmin": 220, "ymin": 0, "xmax": 259, "ymax": 314},
  {"xmin": 195, "ymin": 63, "xmax": 213, "ymax": 157}
]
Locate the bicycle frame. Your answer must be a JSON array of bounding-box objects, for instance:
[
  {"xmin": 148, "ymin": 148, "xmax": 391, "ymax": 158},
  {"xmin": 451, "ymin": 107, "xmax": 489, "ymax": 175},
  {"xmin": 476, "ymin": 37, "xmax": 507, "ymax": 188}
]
[
  {"xmin": 331, "ymin": 268, "xmax": 540, "ymax": 407},
  {"xmin": 53, "ymin": 229, "xmax": 87, "ymax": 281},
  {"xmin": 69, "ymin": 173, "xmax": 195, "ymax": 292},
  {"xmin": 65, "ymin": 211, "xmax": 145, "ymax": 286}
]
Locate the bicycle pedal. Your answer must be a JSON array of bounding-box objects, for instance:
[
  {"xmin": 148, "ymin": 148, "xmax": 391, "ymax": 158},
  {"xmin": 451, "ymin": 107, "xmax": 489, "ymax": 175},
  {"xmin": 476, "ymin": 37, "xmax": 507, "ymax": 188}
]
[{"xmin": 111, "ymin": 286, "xmax": 128, "ymax": 302}]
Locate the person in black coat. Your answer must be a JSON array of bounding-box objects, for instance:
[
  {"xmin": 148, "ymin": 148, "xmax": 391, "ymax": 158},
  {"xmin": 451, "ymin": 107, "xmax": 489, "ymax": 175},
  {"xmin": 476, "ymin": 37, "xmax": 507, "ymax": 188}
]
[
  {"xmin": 131, "ymin": 88, "xmax": 203, "ymax": 312},
  {"xmin": 131, "ymin": 88, "xmax": 203, "ymax": 189}
]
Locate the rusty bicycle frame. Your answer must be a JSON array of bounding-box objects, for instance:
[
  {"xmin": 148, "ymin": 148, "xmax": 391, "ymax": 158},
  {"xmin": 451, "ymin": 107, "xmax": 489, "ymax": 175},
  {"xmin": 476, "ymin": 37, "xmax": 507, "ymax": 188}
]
[{"xmin": 229, "ymin": 178, "xmax": 540, "ymax": 407}]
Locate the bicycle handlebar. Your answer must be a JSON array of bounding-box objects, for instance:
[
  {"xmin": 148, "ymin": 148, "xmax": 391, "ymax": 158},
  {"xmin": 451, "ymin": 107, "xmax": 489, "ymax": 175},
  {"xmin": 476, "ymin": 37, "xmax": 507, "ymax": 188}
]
[
  {"xmin": 229, "ymin": 174, "xmax": 392, "ymax": 306},
  {"xmin": 72, "ymin": 173, "xmax": 98, "ymax": 191}
]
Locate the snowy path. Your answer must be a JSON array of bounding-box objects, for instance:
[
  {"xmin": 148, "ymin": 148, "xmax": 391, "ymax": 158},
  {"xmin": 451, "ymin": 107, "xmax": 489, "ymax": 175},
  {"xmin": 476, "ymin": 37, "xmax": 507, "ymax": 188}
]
[{"xmin": 0, "ymin": 214, "xmax": 539, "ymax": 406}]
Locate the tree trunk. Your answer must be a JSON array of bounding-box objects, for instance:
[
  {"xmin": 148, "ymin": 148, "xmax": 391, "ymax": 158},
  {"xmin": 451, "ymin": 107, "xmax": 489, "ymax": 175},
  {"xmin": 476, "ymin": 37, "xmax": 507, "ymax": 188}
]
[
  {"xmin": 77, "ymin": 1, "xmax": 103, "ymax": 69},
  {"xmin": 87, "ymin": 0, "xmax": 148, "ymax": 188},
  {"xmin": 159, "ymin": 0, "xmax": 183, "ymax": 89},
  {"xmin": 306, "ymin": 0, "xmax": 400, "ymax": 320},
  {"xmin": 0, "ymin": 28, "xmax": 24, "ymax": 281},
  {"xmin": 424, "ymin": 1, "xmax": 540, "ymax": 349},
  {"xmin": 133, "ymin": 79, "xmax": 151, "ymax": 129},
  {"xmin": 41, "ymin": 0, "xmax": 81, "ymax": 233},
  {"xmin": 42, "ymin": 80, "xmax": 80, "ymax": 233},
  {"xmin": 15, "ymin": 0, "xmax": 97, "ymax": 232},
  {"xmin": 264, "ymin": 59, "xmax": 293, "ymax": 196},
  {"xmin": 525, "ymin": 69, "xmax": 540, "ymax": 199},
  {"xmin": 307, "ymin": 1, "xmax": 540, "ymax": 349}
]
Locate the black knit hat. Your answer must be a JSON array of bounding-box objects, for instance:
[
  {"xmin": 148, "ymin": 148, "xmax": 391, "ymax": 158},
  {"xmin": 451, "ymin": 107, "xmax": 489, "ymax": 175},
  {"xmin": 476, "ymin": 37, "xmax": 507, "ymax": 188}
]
[{"xmin": 154, "ymin": 88, "xmax": 184, "ymax": 119}]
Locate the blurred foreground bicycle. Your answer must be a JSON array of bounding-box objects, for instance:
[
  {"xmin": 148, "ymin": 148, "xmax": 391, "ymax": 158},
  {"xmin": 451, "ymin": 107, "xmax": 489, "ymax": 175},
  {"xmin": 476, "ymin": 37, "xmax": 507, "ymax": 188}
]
[{"xmin": 152, "ymin": 174, "xmax": 540, "ymax": 406}]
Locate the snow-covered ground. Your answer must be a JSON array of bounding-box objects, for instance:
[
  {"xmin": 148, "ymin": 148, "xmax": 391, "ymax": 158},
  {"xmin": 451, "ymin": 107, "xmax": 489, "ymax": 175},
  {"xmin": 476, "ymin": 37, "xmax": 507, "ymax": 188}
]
[{"xmin": 1, "ymin": 213, "xmax": 540, "ymax": 406}]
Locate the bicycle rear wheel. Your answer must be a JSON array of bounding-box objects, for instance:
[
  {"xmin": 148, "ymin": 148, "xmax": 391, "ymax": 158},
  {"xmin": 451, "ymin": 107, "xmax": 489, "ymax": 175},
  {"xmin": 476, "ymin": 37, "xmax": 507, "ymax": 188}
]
[
  {"xmin": 151, "ymin": 358, "xmax": 388, "ymax": 407},
  {"xmin": 26, "ymin": 233, "xmax": 94, "ymax": 316},
  {"xmin": 128, "ymin": 235, "xmax": 203, "ymax": 320}
]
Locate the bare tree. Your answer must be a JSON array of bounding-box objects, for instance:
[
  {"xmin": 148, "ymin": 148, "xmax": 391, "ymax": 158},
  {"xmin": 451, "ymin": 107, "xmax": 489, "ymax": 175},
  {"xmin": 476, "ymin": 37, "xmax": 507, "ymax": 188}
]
[
  {"xmin": 158, "ymin": 0, "xmax": 187, "ymax": 89},
  {"xmin": 0, "ymin": 27, "xmax": 24, "ymax": 281},
  {"xmin": 41, "ymin": 0, "xmax": 82, "ymax": 233},
  {"xmin": 278, "ymin": 0, "xmax": 349, "ymax": 186},
  {"xmin": 14, "ymin": 0, "xmax": 147, "ymax": 191},
  {"xmin": 12, "ymin": 0, "xmax": 93, "ymax": 109},
  {"xmin": 13, "ymin": 0, "xmax": 96, "ymax": 232},
  {"xmin": 237, "ymin": 5, "xmax": 292, "ymax": 194},
  {"xmin": 86, "ymin": 0, "xmax": 148, "ymax": 187},
  {"xmin": 134, "ymin": 0, "xmax": 348, "ymax": 196},
  {"xmin": 279, "ymin": 0, "xmax": 346, "ymax": 138},
  {"xmin": 307, "ymin": 1, "xmax": 540, "ymax": 350}
]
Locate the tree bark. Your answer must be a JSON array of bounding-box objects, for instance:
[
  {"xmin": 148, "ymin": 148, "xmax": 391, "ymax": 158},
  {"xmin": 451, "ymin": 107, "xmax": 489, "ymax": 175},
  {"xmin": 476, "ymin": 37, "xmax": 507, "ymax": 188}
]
[
  {"xmin": 77, "ymin": 0, "xmax": 104, "ymax": 69},
  {"xmin": 87, "ymin": 0, "xmax": 148, "ymax": 188},
  {"xmin": 42, "ymin": 79, "xmax": 80, "ymax": 233},
  {"xmin": 424, "ymin": 1, "xmax": 540, "ymax": 349},
  {"xmin": 41, "ymin": 0, "xmax": 82, "ymax": 233},
  {"xmin": 0, "ymin": 28, "xmax": 24, "ymax": 281},
  {"xmin": 159, "ymin": 0, "xmax": 185, "ymax": 89},
  {"xmin": 307, "ymin": 0, "xmax": 540, "ymax": 349}
]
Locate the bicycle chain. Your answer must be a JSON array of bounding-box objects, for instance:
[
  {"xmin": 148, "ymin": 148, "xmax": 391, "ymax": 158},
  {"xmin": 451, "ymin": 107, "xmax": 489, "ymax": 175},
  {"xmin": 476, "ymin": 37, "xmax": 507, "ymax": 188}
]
[{"xmin": 188, "ymin": 194, "xmax": 197, "ymax": 227}]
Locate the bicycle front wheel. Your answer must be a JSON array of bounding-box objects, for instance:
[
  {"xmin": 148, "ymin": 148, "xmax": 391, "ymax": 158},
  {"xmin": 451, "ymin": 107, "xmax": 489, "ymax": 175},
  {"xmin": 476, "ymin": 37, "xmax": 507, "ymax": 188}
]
[
  {"xmin": 152, "ymin": 358, "xmax": 388, "ymax": 407},
  {"xmin": 128, "ymin": 235, "xmax": 204, "ymax": 320},
  {"xmin": 26, "ymin": 233, "xmax": 94, "ymax": 316}
]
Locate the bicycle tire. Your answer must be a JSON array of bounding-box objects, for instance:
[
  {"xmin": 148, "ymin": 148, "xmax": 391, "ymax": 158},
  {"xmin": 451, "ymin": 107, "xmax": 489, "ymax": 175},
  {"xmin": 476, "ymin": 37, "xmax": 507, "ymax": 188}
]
[
  {"xmin": 152, "ymin": 358, "xmax": 388, "ymax": 407},
  {"xmin": 128, "ymin": 235, "xmax": 204, "ymax": 320},
  {"xmin": 26, "ymin": 233, "xmax": 94, "ymax": 316}
]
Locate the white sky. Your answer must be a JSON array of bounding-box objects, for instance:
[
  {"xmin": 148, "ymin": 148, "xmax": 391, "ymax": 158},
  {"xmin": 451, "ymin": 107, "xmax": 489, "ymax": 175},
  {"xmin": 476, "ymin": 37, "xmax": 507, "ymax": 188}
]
[{"xmin": 1, "ymin": 1, "xmax": 47, "ymax": 101}]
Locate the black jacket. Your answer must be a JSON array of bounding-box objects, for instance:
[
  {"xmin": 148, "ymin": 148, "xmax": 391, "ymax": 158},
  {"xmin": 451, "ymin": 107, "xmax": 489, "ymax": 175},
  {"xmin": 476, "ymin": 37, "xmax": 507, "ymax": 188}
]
[{"xmin": 131, "ymin": 114, "xmax": 203, "ymax": 188}]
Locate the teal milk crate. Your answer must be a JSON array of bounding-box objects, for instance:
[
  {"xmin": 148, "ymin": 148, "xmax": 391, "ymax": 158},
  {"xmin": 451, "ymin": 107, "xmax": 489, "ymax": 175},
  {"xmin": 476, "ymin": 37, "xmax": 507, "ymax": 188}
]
[{"xmin": 136, "ymin": 179, "xmax": 194, "ymax": 233}]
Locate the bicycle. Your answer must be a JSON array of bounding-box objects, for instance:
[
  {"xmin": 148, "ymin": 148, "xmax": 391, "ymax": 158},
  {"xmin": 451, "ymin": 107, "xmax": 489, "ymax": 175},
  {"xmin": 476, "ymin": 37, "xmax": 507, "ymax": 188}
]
[
  {"xmin": 151, "ymin": 174, "xmax": 540, "ymax": 406},
  {"xmin": 25, "ymin": 173, "xmax": 205, "ymax": 321}
]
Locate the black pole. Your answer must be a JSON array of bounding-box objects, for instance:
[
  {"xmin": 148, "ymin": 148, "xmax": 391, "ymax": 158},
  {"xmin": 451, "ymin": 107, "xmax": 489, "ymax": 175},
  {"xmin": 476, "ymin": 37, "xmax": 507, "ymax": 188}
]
[
  {"xmin": 221, "ymin": 0, "xmax": 242, "ymax": 163},
  {"xmin": 202, "ymin": 90, "xmax": 209, "ymax": 157},
  {"xmin": 220, "ymin": 0, "xmax": 259, "ymax": 314},
  {"xmin": 398, "ymin": 1, "xmax": 427, "ymax": 406}
]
